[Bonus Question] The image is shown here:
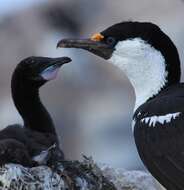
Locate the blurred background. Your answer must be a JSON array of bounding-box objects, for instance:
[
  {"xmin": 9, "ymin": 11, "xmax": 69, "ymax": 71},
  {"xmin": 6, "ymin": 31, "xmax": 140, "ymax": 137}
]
[{"xmin": 0, "ymin": 0, "xmax": 184, "ymax": 170}]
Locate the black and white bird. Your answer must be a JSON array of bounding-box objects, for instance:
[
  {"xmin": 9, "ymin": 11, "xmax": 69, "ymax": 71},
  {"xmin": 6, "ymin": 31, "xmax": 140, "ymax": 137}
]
[
  {"xmin": 0, "ymin": 56, "xmax": 71, "ymax": 166},
  {"xmin": 57, "ymin": 21, "xmax": 184, "ymax": 190}
]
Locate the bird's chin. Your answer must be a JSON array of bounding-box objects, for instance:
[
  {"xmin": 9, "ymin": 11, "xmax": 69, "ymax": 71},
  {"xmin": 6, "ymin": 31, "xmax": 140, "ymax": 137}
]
[
  {"xmin": 40, "ymin": 66, "xmax": 61, "ymax": 81},
  {"xmin": 40, "ymin": 57, "xmax": 72, "ymax": 81}
]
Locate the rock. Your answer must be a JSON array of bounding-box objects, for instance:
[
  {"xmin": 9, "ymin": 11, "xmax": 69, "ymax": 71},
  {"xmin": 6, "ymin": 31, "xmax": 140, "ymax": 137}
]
[
  {"xmin": 0, "ymin": 157, "xmax": 164, "ymax": 190},
  {"xmin": 100, "ymin": 165, "xmax": 165, "ymax": 190}
]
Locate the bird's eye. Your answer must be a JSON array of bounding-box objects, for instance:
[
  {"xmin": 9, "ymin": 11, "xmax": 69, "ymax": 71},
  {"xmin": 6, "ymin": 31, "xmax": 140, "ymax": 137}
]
[{"xmin": 106, "ymin": 37, "xmax": 116, "ymax": 46}]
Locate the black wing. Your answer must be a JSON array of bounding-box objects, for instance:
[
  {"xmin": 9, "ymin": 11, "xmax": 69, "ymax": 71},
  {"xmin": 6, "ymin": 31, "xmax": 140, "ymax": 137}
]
[{"xmin": 134, "ymin": 84, "xmax": 184, "ymax": 189}]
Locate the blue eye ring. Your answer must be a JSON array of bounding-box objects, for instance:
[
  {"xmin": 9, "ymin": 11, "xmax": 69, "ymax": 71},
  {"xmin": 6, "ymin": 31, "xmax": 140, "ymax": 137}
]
[{"xmin": 106, "ymin": 37, "xmax": 116, "ymax": 46}]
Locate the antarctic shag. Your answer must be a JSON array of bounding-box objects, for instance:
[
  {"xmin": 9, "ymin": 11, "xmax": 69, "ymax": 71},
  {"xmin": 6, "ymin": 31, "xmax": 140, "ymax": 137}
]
[
  {"xmin": 57, "ymin": 22, "xmax": 184, "ymax": 190},
  {"xmin": 0, "ymin": 56, "xmax": 71, "ymax": 166}
]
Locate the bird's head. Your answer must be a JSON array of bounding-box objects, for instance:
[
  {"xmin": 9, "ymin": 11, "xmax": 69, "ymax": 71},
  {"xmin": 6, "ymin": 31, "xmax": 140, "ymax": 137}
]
[
  {"xmin": 13, "ymin": 56, "xmax": 72, "ymax": 88},
  {"xmin": 57, "ymin": 21, "xmax": 181, "ymax": 108}
]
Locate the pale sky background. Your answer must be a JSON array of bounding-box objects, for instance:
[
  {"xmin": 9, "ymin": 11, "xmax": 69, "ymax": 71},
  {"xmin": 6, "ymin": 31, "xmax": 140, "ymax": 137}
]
[{"xmin": 0, "ymin": 0, "xmax": 47, "ymax": 15}]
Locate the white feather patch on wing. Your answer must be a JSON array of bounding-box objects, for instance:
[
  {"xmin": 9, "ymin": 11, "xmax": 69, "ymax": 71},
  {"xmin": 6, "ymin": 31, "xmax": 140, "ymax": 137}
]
[{"xmin": 140, "ymin": 112, "xmax": 181, "ymax": 127}]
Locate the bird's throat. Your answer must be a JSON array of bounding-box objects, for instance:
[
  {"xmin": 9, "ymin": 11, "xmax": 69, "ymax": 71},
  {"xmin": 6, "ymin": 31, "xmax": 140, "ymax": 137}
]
[
  {"xmin": 11, "ymin": 78, "xmax": 56, "ymax": 134},
  {"xmin": 109, "ymin": 39, "xmax": 168, "ymax": 110}
]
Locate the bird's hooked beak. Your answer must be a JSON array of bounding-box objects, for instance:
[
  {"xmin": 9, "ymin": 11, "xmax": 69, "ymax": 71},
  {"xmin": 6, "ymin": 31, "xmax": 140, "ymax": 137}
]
[
  {"xmin": 41, "ymin": 57, "xmax": 72, "ymax": 81},
  {"xmin": 48, "ymin": 56, "xmax": 72, "ymax": 67},
  {"xmin": 57, "ymin": 33, "xmax": 114, "ymax": 59}
]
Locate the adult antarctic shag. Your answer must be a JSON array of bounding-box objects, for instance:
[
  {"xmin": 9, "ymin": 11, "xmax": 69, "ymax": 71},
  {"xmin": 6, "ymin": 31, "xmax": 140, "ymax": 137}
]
[
  {"xmin": 57, "ymin": 22, "xmax": 184, "ymax": 190},
  {"xmin": 0, "ymin": 56, "xmax": 71, "ymax": 166}
]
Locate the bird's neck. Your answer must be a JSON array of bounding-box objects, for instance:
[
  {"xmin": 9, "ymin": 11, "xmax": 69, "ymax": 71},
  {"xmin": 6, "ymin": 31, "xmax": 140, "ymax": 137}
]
[
  {"xmin": 129, "ymin": 65, "xmax": 168, "ymax": 110},
  {"xmin": 109, "ymin": 38, "xmax": 181, "ymax": 110},
  {"xmin": 110, "ymin": 56, "xmax": 167, "ymax": 110},
  {"xmin": 11, "ymin": 77, "xmax": 56, "ymax": 134}
]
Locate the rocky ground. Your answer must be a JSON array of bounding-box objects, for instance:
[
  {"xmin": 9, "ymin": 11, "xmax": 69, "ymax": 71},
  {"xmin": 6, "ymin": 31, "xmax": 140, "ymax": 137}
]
[{"xmin": 0, "ymin": 157, "xmax": 164, "ymax": 190}]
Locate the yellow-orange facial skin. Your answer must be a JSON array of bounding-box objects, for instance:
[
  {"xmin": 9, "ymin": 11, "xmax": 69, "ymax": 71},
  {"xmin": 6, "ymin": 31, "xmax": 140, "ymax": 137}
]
[
  {"xmin": 57, "ymin": 33, "xmax": 113, "ymax": 59},
  {"xmin": 90, "ymin": 33, "xmax": 104, "ymax": 42}
]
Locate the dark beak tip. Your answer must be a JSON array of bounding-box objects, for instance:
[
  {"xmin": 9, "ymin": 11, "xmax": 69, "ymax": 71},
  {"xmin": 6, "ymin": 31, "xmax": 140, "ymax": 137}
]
[
  {"xmin": 62, "ymin": 57, "xmax": 72, "ymax": 63},
  {"xmin": 57, "ymin": 40, "xmax": 66, "ymax": 48},
  {"xmin": 53, "ymin": 57, "xmax": 72, "ymax": 65}
]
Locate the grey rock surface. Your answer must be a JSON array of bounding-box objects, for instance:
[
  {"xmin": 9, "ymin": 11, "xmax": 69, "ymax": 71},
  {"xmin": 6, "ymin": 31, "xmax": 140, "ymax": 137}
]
[
  {"xmin": 0, "ymin": 158, "xmax": 164, "ymax": 190},
  {"xmin": 100, "ymin": 165, "xmax": 165, "ymax": 190}
]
